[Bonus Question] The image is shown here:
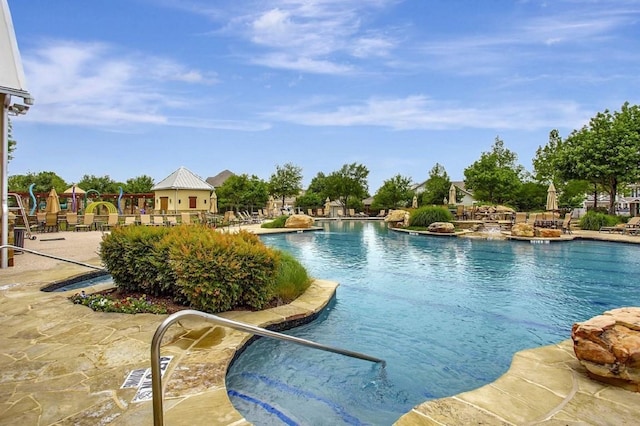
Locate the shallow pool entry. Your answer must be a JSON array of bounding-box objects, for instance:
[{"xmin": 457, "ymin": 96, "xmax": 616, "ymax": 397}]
[
  {"xmin": 227, "ymin": 221, "xmax": 640, "ymax": 425},
  {"xmin": 41, "ymin": 271, "xmax": 113, "ymax": 292}
]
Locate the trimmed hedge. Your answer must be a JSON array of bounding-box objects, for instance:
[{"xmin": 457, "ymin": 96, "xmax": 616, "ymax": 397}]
[
  {"xmin": 409, "ymin": 206, "xmax": 453, "ymax": 228},
  {"xmin": 261, "ymin": 215, "xmax": 288, "ymax": 228},
  {"xmin": 579, "ymin": 211, "xmax": 621, "ymax": 231},
  {"xmin": 100, "ymin": 225, "xmax": 308, "ymax": 313}
]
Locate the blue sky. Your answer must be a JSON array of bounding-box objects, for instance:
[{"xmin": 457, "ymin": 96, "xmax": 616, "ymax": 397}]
[{"xmin": 7, "ymin": 0, "xmax": 640, "ymax": 192}]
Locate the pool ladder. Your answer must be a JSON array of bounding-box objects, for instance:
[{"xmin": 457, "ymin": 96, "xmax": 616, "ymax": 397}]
[{"xmin": 151, "ymin": 310, "xmax": 386, "ymax": 426}]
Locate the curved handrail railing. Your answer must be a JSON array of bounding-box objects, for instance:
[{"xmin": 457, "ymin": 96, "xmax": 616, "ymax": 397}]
[
  {"xmin": 151, "ymin": 309, "xmax": 385, "ymax": 426},
  {"xmin": 0, "ymin": 244, "xmax": 105, "ymax": 270}
]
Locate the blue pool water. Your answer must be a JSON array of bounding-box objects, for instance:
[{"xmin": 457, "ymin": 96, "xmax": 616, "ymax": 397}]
[
  {"xmin": 226, "ymin": 221, "xmax": 640, "ymax": 425},
  {"xmin": 45, "ymin": 273, "xmax": 113, "ymax": 292}
]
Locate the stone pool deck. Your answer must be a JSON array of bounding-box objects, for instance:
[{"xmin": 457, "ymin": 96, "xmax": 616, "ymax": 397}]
[{"xmin": 1, "ymin": 227, "xmax": 640, "ymax": 425}]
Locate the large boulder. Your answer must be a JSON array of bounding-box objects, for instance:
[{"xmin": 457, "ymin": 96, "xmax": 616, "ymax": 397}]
[
  {"xmin": 384, "ymin": 210, "xmax": 410, "ymax": 227},
  {"xmin": 511, "ymin": 223, "xmax": 534, "ymax": 237},
  {"xmin": 284, "ymin": 214, "xmax": 314, "ymax": 229},
  {"xmin": 571, "ymin": 307, "xmax": 640, "ymax": 392},
  {"xmin": 536, "ymin": 228, "xmax": 562, "ymax": 238},
  {"xmin": 427, "ymin": 222, "xmax": 455, "ymax": 233}
]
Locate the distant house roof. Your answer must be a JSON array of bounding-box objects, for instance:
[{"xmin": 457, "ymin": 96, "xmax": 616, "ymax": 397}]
[
  {"xmin": 152, "ymin": 167, "xmax": 213, "ymax": 191},
  {"xmin": 206, "ymin": 169, "xmax": 235, "ymax": 188}
]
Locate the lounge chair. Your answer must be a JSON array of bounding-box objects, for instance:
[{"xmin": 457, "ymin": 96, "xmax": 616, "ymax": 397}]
[
  {"xmin": 376, "ymin": 209, "xmax": 386, "ymax": 217},
  {"xmin": 348, "ymin": 208, "xmax": 356, "ymax": 217},
  {"xmin": 166, "ymin": 216, "xmax": 178, "ymax": 226},
  {"xmin": 123, "ymin": 216, "xmax": 137, "ymax": 226},
  {"xmin": 180, "ymin": 212, "xmax": 191, "ymax": 225},
  {"xmin": 624, "ymin": 217, "xmax": 640, "ymax": 235},
  {"xmin": 140, "ymin": 214, "xmax": 151, "ymax": 226},
  {"xmin": 317, "ymin": 208, "xmax": 324, "ymax": 217},
  {"xmin": 75, "ymin": 213, "xmax": 95, "ymax": 231},
  {"xmin": 514, "ymin": 212, "xmax": 527, "ymax": 224},
  {"xmin": 337, "ymin": 209, "xmax": 344, "ymax": 218},
  {"xmin": 101, "ymin": 213, "xmax": 119, "ymax": 231},
  {"xmin": 44, "ymin": 213, "xmax": 59, "ymax": 232},
  {"xmin": 65, "ymin": 212, "xmax": 78, "ymax": 231},
  {"xmin": 152, "ymin": 215, "xmax": 165, "ymax": 226},
  {"xmin": 307, "ymin": 208, "xmax": 315, "ymax": 217}
]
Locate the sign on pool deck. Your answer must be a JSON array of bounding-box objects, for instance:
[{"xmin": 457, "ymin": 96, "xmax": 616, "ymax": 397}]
[{"xmin": 122, "ymin": 356, "xmax": 173, "ymax": 403}]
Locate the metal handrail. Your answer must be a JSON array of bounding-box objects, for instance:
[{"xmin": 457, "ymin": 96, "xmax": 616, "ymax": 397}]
[
  {"xmin": 151, "ymin": 309, "xmax": 385, "ymax": 426},
  {"xmin": 0, "ymin": 244, "xmax": 105, "ymax": 270}
]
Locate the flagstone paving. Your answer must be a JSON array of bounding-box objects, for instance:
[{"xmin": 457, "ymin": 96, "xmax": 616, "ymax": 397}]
[{"xmin": 0, "ymin": 227, "xmax": 639, "ymax": 425}]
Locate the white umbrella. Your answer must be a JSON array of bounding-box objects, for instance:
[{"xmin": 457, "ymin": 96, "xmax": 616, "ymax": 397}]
[
  {"xmin": 546, "ymin": 183, "xmax": 558, "ymax": 211},
  {"xmin": 449, "ymin": 184, "xmax": 457, "ymax": 205}
]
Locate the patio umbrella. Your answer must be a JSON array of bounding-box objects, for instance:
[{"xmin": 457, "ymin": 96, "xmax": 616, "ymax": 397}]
[
  {"xmin": 64, "ymin": 184, "xmax": 85, "ymax": 213},
  {"xmin": 546, "ymin": 183, "xmax": 558, "ymax": 211},
  {"xmin": 449, "ymin": 184, "xmax": 457, "ymax": 205},
  {"xmin": 44, "ymin": 188, "xmax": 61, "ymax": 214},
  {"xmin": 325, "ymin": 197, "xmax": 331, "ymax": 216},
  {"xmin": 412, "ymin": 195, "xmax": 418, "ymax": 209},
  {"xmin": 209, "ymin": 191, "xmax": 218, "ymax": 213}
]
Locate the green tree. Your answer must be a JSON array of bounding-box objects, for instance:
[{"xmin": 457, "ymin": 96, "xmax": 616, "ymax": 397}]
[
  {"xmin": 464, "ymin": 136, "xmax": 524, "ymax": 204},
  {"xmin": 8, "ymin": 171, "xmax": 67, "ymax": 194},
  {"xmin": 513, "ymin": 182, "xmax": 547, "ymax": 211},
  {"xmin": 373, "ymin": 174, "xmax": 414, "ymax": 209},
  {"xmin": 216, "ymin": 174, "xmax": 268, "ymax": 212},
  {"xmin": 8, "ymin": 119, "xmax": 16, "ymax": 162},
  {"xmin": 421, "ymin": 163, "xmax": 452, "ymax": 205},
  {"xmin": 324, "ymin": 163, "xmax": 369, "ymax": 211},
  {"xmin": 77, "ymin": 174, "xmax": 121, "ymax": 194},
  {"xmin": 124, "ymin": 175, "xmax": 154, "ymax": 193},
  {"xmin": 555, "ymin": 102, "xmax": 640, "ymax": 214},
  {"xmin": 245, "ymin": 175, "xmax": 269, "ymax": 211},
  {"xmin": 268, "ymin": 163, "xmax": 303, "ymax": 206}
]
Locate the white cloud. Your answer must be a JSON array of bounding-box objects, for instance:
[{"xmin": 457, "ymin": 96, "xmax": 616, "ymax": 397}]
[
  {"xmin": 20, "ymin": 40, "xmax": 265, "ymax": 131},
  {"xmin": 264, "ymin": 95, "xmax": 590, "ymax": 131}
]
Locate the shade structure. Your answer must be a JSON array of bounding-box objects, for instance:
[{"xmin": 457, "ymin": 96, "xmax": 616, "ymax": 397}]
[
  {"xmin": 63, "ymin": 184, "xmax": 86, "ymax": 195},
  {"xmin": 45, "ymin": 188, "xmax": 61, "ymax": 214},
  {"xmin": 209, "ymin": 191, "xmax": 218, "ymax": 213},
  {"xmin": 546, "ymin": 183, "xmax": 558, "ymax": 211},
  {"xmin": 412, "ymin": 195, "xmax": 418, "ymax": 209},
  {"xmin": 449, "ymin": 184, "xmax": 457, "ymax": 205}
]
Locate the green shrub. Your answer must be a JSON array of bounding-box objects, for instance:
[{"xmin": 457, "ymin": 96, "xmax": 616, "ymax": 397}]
[
  {"xmin": 273, "ymin": 251, "xmax": 312, "ymax": 304},
  {"xmin": 100, "ymin": 225, "xmax": 172, "ymax": 295},
  {"xmin": 99, "ymin": 225, "xmax": 311, "ymax": 314},
  {"xmin": 409, "ymin": 206, "xmax": 453, "ymax": 228},
  {"xmin": 579, "ymin": 211, "xmax": 621, "ymax": 231},
  {"xmin": 261, "ymin": 215, "xmax": 288, "ymax": 228}
]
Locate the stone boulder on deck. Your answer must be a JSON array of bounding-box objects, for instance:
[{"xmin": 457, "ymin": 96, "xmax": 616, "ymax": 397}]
[
  {"xmin": 384, "ymin": 210, "xmax": 409, "ymax": 227},
  {"xmin": 284, "ymin": 214, "xmax": 314, "ymax": 228},
  {"xmin": 511, "ymin": 223, "xmax": 534, "ymax": 237},
  {"xmin": 536, "ymin": 228, "xmax": 562, "ymax": 238},
  {"xmin": 427, "ymin": 222, "xmax": 455, "ymax": 233},
  {"xmin": 572, "ymin": 307, "xmax": 640, "ymax": 392}
]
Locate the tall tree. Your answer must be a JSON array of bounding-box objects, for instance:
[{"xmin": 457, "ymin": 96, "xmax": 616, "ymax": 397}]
[
  {"xmin": 268, "ymin": 163, "xmax": 303, "ymax": 206},
  {"xmin": 373, "ymin": 174, "xmax": 414, "ymax": 209},
  {"xmin": 324, "ymin": 163, "xmax": 369, "ymax": 211},
  {"xmin": 555, "ymin": 102, "xmax": 640, "ymax": 214},
  {"xmin": 124, "ymin": 175, "xmax": 154, "ymax": 193},
  {"xmin": 421, "ymin": 163, "xmax": 452, "ymax": 205},
  {"xmin": 464, "ymin": 136, "xmax": 524, "ymax": 205},
  {"xmin": 77, "ymin": 174, "xmax": 121, "ymax": 194},
  {"xmin": 8, "ymin": 171, "xmax": 67, "ymax": 194}
]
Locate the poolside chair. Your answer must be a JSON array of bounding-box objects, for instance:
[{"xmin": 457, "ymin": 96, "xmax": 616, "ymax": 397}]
[
  {"xmin": 514, "ymin": 212, "xmax": 527, "ymax": 224},
  {"xmin": 527, "ymin": 213, "xmax": 538, "ymax": 226},
  {"xmin": 152, "ymin": 215, "xmax": 165, "ymax": 226},
  {"xmin": 180, "ymin": 212, "xmax": 191, "ymax": 225},
  {"xmin": 75, "ymin": 213, "xmax": 95, "ymax": 231},
  {"xmin": 624, "ymin": 216, "xmax": 640, "ymax": 235},
  {"xmin": 308, "ymin": 208, "xmax": 314, "ymax": 217},
  {"xmin": 317, "ymin": 208, "xmax": 324, "ymax": 217},
  {"xmin": 65, "ymin": 212, "xmax": 78, "ymax": 231},
  {"xmin": 123, "ymin": 216, "xmax": 137, "ymax": 226},
  {"xmin": 44, "ymin": 213, "xmax": 59, "ymax": 232},
  {"xmin": 349, "ymin": 208, "xmax": 356, "ymax": 217},
  {"xmin": 101, "ymin": 213, "xmax": 119, "ymax": 231},
  {"xmin": 35, "ymin": 212, "xmax": 46, "ymax": 232},
  {"xmin": 337, "ymin": 209, "xmax": 344, "ymax": 218},
  {"xmin": 166, "ymin": 216, "xmax": 178, "ymax": 226},
  {"xmin": 139, "ymin": 214, "xmax": 151, "ymax": 226},
  {"xmin": 376, "ymin": 209, "xmax": 386, "ymax": 217}
]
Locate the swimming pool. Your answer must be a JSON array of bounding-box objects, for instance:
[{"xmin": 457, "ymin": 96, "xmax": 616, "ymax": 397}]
[{"xmin": 226, "ymin": 221, "xmax": 640, "ymax": 425}]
